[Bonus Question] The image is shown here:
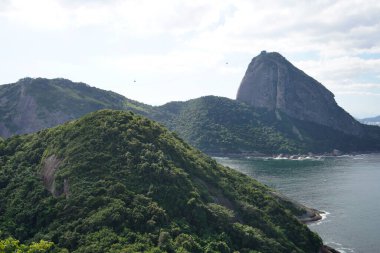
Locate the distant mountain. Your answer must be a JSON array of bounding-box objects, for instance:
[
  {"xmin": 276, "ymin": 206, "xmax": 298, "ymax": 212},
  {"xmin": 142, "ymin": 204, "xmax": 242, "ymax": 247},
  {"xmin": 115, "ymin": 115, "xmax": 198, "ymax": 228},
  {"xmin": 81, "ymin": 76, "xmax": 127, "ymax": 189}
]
[
  {"xmin": 0, "ymin": 77, "xmax": 152, "ymax": 137},
  {"xmin": 152, "ymin": 96, "xmax": 380, "ymax": 155},
  {"xmin": 236, "ymin": 51, "xmax": 362, "ymax": 136},
  {"xmin": 360, "ymin": 115, "xmax": 380, "ymax": 126},
  {"xmin": 0, "ymin": 110, "xmax": 322, "ymax": 252},
  {"xmin": 1, "ymin": 67, "xmax": 380, "ymax": 155}
]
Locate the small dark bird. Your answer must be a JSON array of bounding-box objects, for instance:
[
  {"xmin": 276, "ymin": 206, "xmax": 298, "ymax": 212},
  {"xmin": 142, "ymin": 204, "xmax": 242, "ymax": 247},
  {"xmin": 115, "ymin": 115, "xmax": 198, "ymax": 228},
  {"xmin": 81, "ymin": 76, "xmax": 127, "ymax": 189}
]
[
  {"xmin": 133, "ymin": 80, "xmax": 136, "ymax": 83},
  {"xmin": 225, "ymin": 62, "xmax": 228, "ymax": 64}
]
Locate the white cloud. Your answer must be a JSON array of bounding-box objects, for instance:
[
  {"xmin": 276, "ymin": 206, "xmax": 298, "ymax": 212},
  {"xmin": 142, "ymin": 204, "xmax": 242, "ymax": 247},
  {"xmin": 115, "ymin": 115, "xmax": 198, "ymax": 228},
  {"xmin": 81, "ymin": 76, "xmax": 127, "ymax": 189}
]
[
  {"xmin": 0, "ymin": 0, "xmax": 69, "ymax": 29},
  {"xmin": 0, "ymin": 0, "xmax": 380, "ymax": 116},
  {"xmin": 0, "ymin": 0, "xmax": 232, "ymax": 33}
]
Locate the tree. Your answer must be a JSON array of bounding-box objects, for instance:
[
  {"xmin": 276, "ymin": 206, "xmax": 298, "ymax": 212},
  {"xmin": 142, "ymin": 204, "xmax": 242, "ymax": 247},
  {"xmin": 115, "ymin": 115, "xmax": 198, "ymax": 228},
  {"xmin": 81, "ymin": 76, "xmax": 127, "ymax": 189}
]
[{"xmin": 0, "ymin": 237, "xmax": 55, "ymax": 253}]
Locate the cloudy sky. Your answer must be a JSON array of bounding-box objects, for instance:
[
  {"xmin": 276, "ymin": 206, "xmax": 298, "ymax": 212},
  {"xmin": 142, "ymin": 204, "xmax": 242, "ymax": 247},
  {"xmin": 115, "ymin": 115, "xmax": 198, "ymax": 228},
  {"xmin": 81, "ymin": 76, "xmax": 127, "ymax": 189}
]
[{"xmin": 1, "ymin": 0, "xmax": 380, "ymax": 118}]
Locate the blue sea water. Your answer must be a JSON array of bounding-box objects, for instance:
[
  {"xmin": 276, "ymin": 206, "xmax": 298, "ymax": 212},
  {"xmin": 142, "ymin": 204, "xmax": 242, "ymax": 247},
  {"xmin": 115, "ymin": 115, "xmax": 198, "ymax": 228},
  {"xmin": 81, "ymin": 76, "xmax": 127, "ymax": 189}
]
[{"xmin": 215, "ymin": 154, "xmax": 380, "ymax": 253}]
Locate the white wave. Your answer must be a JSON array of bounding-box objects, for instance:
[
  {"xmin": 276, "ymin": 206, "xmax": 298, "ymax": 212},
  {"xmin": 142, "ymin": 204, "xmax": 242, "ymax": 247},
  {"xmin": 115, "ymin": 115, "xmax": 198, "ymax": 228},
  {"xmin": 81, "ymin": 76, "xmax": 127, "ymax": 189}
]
[
  {"xmin": 308, "ymin": 210, "xmax": 330, "ymax": 226},
  {"xmin": 327, "ymin": 241, "xmax": 355, "ymax": 253},
  {"xmin": 320, "ymin": 211, "xmax": 329, "ymax": 221},
  {"xmin": 213, "ymin": 157, "xmax": 229, "ymax": 160}
]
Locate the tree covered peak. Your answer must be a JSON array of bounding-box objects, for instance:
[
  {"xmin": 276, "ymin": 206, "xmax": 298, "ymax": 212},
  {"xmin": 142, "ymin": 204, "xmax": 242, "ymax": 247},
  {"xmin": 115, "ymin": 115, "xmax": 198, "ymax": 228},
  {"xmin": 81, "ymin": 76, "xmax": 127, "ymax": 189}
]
[{"xmin": 0, "ymin": 109, "xmax": 322, "ymax": 252}]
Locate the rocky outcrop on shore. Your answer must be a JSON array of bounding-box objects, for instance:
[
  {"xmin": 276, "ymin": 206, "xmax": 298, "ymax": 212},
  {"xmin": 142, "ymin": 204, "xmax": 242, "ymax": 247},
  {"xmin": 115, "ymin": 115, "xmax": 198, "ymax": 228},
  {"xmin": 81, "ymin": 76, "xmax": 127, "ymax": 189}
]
[
  {"xmin": 269, "ymin": 191, "xmax": 324, "ymax": 223},
  {"xmin": 320, "ymin": 245, "xmax": 341, "ymax": 253},
  {"xmin": 271, "ymin": 191, "xmax": 342, "ymax": 253}
]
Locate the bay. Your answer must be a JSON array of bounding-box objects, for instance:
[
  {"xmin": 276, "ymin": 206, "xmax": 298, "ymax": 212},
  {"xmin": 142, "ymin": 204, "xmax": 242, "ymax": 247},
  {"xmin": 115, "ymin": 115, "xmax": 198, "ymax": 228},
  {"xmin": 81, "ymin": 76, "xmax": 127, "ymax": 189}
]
[{"xmin": 215, "ymin": 153, "xmax": 380, "ymax": 253}]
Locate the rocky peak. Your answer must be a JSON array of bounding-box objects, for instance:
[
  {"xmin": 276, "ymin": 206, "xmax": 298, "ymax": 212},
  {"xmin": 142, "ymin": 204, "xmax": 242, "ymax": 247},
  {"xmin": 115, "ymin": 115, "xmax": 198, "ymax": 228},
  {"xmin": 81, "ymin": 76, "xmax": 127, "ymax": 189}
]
[{"xmin": 236, "ymin": 51, "xmax": 363, "ymax": 136}]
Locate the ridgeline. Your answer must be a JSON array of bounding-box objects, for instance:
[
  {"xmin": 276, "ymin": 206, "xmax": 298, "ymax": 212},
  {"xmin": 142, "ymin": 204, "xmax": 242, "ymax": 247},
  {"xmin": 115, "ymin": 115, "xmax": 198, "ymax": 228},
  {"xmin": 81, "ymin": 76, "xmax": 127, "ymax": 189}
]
[
  {"xmin": 0, "ymin": 77, "xmax": 152, "ymax": 138},
  {"xmin": 1, "ymin": 52, "xmax": 380, "ymax": 156},
  {"xmin": 153, "ymin": 96, "xmax": 380, "ymax": 155}
]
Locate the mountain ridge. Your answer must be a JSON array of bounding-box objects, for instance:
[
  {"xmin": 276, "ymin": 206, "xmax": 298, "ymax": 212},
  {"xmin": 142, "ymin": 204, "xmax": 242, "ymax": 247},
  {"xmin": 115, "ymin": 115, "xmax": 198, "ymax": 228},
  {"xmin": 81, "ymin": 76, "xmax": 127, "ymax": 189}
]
[
  {"xmin": 1, "ymin": 57, "xmax": 380, "ymax": 155},
  {"xmin": 0, "ymin": 77, "xmax": 153, "ymax": 138}
]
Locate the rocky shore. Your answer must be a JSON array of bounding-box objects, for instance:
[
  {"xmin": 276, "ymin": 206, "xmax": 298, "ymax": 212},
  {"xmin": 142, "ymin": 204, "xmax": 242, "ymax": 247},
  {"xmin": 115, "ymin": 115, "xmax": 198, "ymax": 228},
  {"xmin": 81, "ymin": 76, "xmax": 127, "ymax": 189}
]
[
  {"xmin": 269, "ymin": 191, "xmax": 324, "ymax": 223},
  {"xmin": 211, "ymin": 149, "xmax": 377, "ymax": 160},
  {"xmin": 270, "ymin": 191, "xmax": 342, "ymax": 252},
  {"xmin": 320, "ymin": 245, "xmax": 341, "ymax": 253}
]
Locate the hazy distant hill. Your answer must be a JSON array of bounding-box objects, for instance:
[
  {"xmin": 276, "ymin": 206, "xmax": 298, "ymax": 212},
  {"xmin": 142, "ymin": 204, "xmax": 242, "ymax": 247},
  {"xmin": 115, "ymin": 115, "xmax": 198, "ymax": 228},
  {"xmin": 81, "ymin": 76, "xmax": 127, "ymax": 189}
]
[
  {"xmin": 360, "ymin": 115, "xmax": 380, "ymax": 126},
  {"xmin": 0, "ymin": 110, "xmax": 322, "ymax": 252},
  {"xmin": 0, "ymin": 77, "xmax": 152, "ymax": 137}
]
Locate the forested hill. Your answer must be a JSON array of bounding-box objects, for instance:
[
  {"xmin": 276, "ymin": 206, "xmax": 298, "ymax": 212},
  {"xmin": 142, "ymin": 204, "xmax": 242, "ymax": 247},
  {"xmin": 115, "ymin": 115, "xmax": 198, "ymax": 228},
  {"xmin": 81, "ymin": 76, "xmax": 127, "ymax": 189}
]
[
  {"xmin": 151, "ymin": 96, "xmax": 301, "ymax": 154},
  {"xmin": 152, "ymin": 96, "xmax": 380, "ymax": 155},
  {"xmin": 0, "ymin": 77, "xmax": 152, "ymax": 138},
  {"xmin": 0, "ymin": 110, "xmax": 322, "ymax": 252}
]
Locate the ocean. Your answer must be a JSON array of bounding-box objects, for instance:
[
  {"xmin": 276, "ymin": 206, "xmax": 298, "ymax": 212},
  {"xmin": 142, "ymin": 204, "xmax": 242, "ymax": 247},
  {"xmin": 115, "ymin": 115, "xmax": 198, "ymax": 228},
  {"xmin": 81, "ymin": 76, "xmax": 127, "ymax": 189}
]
[{"xmin": 215, "ymin": 153, "xmax": 380, "ymax": 253}]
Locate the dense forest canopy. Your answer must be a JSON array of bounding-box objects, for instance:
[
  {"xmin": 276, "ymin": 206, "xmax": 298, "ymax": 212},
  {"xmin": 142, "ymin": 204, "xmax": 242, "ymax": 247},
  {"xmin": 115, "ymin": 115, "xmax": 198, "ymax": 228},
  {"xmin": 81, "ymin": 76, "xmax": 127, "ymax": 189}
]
[{"xmin": 0, "ymin": 110, "xmax": 322, "ymax": 252}]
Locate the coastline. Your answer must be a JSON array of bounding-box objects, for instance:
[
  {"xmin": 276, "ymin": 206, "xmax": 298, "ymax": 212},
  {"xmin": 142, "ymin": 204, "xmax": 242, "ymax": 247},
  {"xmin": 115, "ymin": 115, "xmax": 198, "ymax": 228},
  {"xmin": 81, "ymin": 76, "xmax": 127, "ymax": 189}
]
[
  {"xmin": 299, "ymin": 208, "xmax": 324, "ymax": 224},
  {"xmin": 269, "ymin": 191, "xmax": 324, "ymax": 223},
  {"xmin": 210, "ymin": 150, "xmax": 380, "ymax": 159},
  {"xmin": 320, "ymin": 245, "xmax": 341, "ymax": 253},
  {"xmin": 214, "ymin": 154, "xmax": 354, "ymax": 253},
  {"xmin": 270, "ymin": 192, "xmax": 341, "ymax": 253}
]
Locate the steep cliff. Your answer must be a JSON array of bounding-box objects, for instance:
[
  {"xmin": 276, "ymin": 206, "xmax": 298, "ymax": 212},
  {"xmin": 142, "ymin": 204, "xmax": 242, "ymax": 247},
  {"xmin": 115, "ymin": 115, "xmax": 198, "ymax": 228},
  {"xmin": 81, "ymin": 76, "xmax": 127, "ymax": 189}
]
[{"xmin": 236, "ymin": 51, "xmax": 362, "ymax": 136}]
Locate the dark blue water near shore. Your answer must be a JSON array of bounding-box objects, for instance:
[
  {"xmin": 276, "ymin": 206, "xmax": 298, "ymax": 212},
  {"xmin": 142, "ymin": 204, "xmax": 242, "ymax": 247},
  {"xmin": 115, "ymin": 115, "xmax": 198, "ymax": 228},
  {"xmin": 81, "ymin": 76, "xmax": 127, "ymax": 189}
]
[{"xmin": 215, "ymin": 154, "xmax": 380, "ymax": 253}]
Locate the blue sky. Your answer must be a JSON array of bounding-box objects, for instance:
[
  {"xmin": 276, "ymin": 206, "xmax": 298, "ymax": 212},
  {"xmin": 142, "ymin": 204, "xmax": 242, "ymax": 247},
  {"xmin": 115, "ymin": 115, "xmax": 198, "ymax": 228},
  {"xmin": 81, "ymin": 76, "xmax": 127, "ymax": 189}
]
[{"xmin": 1, "ymin": 0, "xmax": 380, "ymax": 118}]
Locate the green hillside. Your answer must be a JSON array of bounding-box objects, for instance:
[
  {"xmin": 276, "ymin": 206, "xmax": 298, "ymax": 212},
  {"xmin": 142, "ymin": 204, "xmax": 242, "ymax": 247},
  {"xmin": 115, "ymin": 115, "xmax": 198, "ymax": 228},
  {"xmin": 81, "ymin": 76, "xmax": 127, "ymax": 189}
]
[
  {"xmin": 0, "ymin": 78, "xmax": 152, "ymax": 138},
  {"xmin": 151, "ymin": 96, "xmax": 300, "ymax": 154},
  {"xmin": 0, "ymin": 110, "xmax": 322, "ymax": 252},
  {"xmin": 153, "ymin": 96, "xmax": 380, "ymax": 155}
]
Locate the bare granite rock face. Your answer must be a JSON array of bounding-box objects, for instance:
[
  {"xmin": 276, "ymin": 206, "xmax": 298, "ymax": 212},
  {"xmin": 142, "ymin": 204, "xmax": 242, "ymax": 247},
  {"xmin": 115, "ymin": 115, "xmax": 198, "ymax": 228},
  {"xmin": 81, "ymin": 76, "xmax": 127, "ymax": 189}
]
[
  {"xmin": 0, "ymin": 78, "xmax": 77, "ymax": 138},
  {"xmin": 236, "ymin": 51, "xmax": 363, "ymax": 136},
  {"xmin": 41, "ymin": 155, "xmax": 62, "ymax": 196}
]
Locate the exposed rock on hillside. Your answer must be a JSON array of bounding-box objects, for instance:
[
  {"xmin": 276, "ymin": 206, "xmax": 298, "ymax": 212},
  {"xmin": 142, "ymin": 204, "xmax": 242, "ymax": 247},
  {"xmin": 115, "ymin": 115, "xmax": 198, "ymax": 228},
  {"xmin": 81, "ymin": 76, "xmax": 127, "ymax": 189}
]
[
  {"xmin": 236, "ymin": 51, "xmax": 362, "ymax": 136},
  {"xmin": 0, "ymin": 77, "xmax": 152, "ymax": 137}
]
